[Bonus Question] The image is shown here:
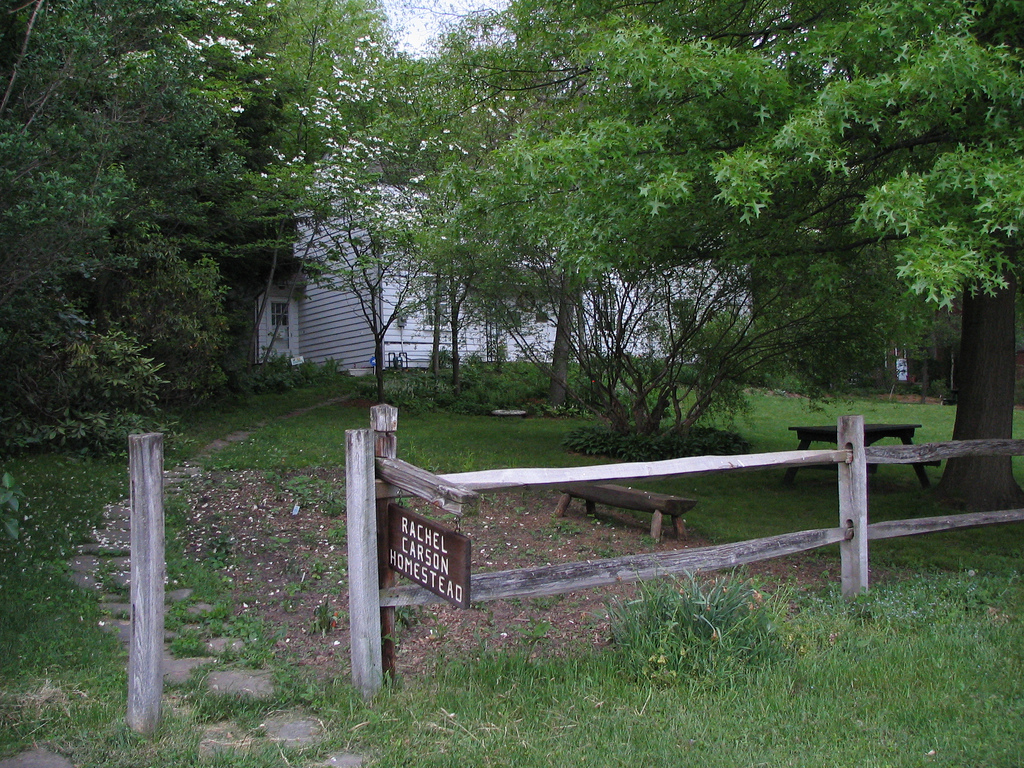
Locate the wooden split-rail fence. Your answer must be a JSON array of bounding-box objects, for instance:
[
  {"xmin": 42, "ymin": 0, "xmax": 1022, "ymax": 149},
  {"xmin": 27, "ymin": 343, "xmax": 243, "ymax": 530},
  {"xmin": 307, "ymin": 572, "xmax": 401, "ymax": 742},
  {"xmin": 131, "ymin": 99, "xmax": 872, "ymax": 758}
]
[{"xmin": 346, "ymin": 406, "xmax": 1024, "ymax": 700}]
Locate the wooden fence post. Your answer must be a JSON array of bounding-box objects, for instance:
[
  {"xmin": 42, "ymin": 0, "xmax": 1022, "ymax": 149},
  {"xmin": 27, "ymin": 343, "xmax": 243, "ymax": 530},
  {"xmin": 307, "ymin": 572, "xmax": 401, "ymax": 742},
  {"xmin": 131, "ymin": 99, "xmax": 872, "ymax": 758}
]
[
  {"xmin": 838, "ymin": 415, "xmax": 869, "ymax": 598},
  {"xmin": 127, "ymin": 433, "xmax": 165, "ymax": 735},
  {"xmin": 371, "ymin": 404, "xmax": 399, "ymax": 680},
  {"xmin": 346, "ymin": 427, "xmax": 383, "ymax": 699}
]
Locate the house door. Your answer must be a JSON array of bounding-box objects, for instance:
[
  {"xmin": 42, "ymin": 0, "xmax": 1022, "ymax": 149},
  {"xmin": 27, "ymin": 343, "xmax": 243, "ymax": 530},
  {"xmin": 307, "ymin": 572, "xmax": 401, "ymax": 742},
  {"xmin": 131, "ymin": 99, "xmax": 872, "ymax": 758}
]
[{"xmin": 264, "ymin": 299, "xmax": 298, "ymax": 359}]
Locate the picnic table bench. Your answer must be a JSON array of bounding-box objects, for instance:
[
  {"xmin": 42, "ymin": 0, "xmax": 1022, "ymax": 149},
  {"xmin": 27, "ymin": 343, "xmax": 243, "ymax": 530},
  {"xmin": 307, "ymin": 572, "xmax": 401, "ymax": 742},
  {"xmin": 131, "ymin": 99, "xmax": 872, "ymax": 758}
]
[
  {"xmin": 554, "ymin": 483, "xmax": 696, "ymax": 542},
  {"xmin": 782, "ymin": 423, "xmax": 938, "ymax": 488}
]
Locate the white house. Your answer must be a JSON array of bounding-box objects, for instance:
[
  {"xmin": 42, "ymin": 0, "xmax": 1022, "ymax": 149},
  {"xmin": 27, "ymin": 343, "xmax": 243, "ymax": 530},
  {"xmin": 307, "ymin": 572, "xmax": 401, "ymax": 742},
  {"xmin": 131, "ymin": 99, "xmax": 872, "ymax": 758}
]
[
  {"xmin": 255, "ymin": 274, "xmax": 524, "ymax": 371},
  {"xmin": 254, "ymin": 218, "xmax": 545, "ymax": 371}
]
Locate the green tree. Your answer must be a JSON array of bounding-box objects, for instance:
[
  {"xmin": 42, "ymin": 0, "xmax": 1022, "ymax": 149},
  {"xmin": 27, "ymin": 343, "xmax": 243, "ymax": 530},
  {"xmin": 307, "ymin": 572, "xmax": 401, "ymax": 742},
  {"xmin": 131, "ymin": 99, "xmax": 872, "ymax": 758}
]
[
  {"xmin": 0, "ymin": 0, "xmax": 386, "ymax": 450},
  {"xmin": 714, "ymin": 0, "xmax": 1024, "ymax": 508},
  {"xmin": 431, "ymin": 0, "xmax": 900, "ymax": 433}
]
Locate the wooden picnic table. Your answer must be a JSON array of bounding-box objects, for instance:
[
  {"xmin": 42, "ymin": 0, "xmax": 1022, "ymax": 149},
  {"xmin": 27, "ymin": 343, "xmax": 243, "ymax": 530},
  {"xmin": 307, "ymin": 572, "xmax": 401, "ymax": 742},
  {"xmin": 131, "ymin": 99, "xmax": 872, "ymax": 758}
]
[{"xmin": 782, "ymin": 423, "xmax": 936, "ymax": 488}]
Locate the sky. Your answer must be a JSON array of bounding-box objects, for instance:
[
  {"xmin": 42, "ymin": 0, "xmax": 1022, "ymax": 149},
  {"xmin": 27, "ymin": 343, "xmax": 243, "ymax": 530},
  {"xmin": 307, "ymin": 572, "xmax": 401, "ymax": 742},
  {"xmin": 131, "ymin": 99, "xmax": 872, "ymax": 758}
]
[{"xmin": 382, "ymin": 0, "xmax": 506, "ymax": 54}]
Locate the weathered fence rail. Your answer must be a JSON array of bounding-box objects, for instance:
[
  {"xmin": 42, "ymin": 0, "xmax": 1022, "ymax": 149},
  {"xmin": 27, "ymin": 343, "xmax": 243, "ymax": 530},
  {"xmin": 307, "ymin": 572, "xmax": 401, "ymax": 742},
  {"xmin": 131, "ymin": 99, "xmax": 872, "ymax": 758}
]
[
  {"xmin": 434, "ymin": 448, "xmax": 851, "ymax": 491},
  {"xmin": 864, "ymin": 438, "xmax": 1024, "ymax": 464},
  {"xmin": 346, "ymin": 408, "xmax": 1024, "ymax": 699},
  {"xmin": 868, "ymin": 508, "xmax": 1024, "ymax": 540},
  {"xmin": 379, "ymin": 526, "xmax": 852, "ymax": 607}
]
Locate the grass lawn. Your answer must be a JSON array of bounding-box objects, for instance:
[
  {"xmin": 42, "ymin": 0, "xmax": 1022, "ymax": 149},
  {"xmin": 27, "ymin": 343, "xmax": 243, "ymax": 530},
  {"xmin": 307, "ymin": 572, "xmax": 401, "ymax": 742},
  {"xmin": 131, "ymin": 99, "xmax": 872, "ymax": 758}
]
[{"xmin": 2, "ymin": 384, "xmax": 1023, "ymax": 766}]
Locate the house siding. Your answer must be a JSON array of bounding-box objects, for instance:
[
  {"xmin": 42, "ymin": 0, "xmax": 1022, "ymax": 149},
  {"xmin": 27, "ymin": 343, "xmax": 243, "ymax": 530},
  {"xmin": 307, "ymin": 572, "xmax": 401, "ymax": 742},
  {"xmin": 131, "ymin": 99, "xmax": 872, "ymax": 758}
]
[
  {"xmin": 255, "ymin": 216, "xmax": 557, "ymax": 369},
  {"xmin": 298, "ymin": 281, "xmax": 376, "ymax": 368}
]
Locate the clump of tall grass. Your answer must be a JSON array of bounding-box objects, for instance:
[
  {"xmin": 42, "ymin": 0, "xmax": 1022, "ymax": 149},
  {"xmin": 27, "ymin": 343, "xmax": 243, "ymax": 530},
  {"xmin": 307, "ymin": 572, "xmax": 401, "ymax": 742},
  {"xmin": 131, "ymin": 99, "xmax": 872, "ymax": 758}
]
[{"xmin": 608, "ymin": 574, "xmax": 791, "ymax": 685}]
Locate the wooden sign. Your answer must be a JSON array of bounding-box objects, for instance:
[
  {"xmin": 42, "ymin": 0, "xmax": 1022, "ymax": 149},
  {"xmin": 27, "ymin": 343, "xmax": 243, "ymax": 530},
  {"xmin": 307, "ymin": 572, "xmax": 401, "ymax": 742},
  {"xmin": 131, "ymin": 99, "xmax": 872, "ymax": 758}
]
[{"xmin": 387, "ymin": 503, "xmax": 471, "ymax": 608}]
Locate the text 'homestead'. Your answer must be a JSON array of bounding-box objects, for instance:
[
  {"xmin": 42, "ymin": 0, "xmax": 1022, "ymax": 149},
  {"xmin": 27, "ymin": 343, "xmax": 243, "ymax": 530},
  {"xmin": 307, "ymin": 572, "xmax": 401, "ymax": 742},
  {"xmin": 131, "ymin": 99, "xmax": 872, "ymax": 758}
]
[{"xmin": 387, "ymin": 503, "xmax": 471, "ymax": 608}]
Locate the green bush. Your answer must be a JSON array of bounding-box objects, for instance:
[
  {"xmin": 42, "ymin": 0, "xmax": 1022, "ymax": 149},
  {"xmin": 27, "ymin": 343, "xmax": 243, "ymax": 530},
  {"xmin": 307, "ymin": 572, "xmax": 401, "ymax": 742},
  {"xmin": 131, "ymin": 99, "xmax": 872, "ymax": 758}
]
[
  {"xmin": 608, "ymin": 575, "xmax": 791, "ymax": 685},
  {"xmin": 562, "ymin": 423, "xmax": 750, "ymax": 461},
  {"xmin": 242, "ymin": 357, "xmax": 342, "ymax": 394},
  {"xmin": 0, "ymin": 327, "xmax": 169, "ymax": 455},
  {"xmin": 352, "ymin": 360, "xmax": 553, "ymax": 416},
  {"xmin": 112, "ymin": 253, "xmax": 230, "ymax": 406},
  {"xmin": 1, "ymin": 472, "xmax": 23, "ymax": 540}
]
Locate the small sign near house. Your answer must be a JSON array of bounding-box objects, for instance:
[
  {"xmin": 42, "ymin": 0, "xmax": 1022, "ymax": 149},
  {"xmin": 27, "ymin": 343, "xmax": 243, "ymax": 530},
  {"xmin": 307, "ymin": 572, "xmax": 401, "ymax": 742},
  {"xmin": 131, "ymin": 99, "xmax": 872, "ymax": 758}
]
[{"xmin": 387, "ymin": 503, "xmax": 471, "ymax": 608}]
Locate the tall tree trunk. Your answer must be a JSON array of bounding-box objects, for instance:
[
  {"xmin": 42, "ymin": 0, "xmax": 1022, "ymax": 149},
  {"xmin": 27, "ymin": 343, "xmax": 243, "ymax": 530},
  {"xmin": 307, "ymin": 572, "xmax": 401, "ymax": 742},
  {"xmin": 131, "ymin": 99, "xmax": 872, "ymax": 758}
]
[
  {"xmin": 548, "ymin": 273, "xmax": 574, "ymax": 407},
  {"xmin": 450, "ymin": 293, "xmax": 462, "ymax": 396},
  {"xmin": 431, "ymin": 276, "xmax": 442, "ymax": 379},
  {"xmin": 251, "ymin": 249, "xmax": 278, "ymax": 367},
  {"xmin": 937, "ymin": 272, "xmax": 1024, "ymax": 510},
  {"xmin": 374, "ymin": 335, "xmax": 385, "ymax": 404}
]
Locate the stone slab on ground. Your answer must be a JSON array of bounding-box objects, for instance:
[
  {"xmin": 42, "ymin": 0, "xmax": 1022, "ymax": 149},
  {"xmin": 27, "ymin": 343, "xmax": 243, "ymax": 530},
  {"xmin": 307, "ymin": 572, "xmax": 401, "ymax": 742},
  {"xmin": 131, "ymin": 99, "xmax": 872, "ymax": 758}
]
[
  {"xmin": 68, "ymin": 570, "xmax": 102, "ymax": 592},
  {"xmin": 98, "ymin": 619, "xmax": 175, "ymax": 644},
  {"xmin": 100, "ymin": 602, "xmax": 131, "ymax": 617},
  {"xmin": 163, "ymin": 656, "xmax": 216, "ymax": 685},
  {"xmin": 198, "ymin": 722, "xmax": 255, "ymax": 758},
  {"xmin": 0, "ymin": 749, "xmax": 75, "ymax": 768},
  {"xmin": 103, "ymin": 503, "xmax": 130, "ymax": 519},
  {"xmin": 88, "ymin": 529, "xmax": 130, "ymax": 551},
  {"xmin": 206, "ymin": 669, "xmax": 274, "ymax": 699},
  {"xmin": 205, "ymin": 637, "xmax": 244, "ymax": 655},
  {"xmin": 99, "ymin": 619, "xmax": 132, "ymax": 643},
  {"xmin": 108, "ymin": 568, "xmax": 131, "ymax": 589},
  {"xmin": 165, "ymin": 587, "xmax": 194, "ymax": 603},
  {"xmin": 322, "ymin": 753, "xmax": 365, "ymax": 767},
  {"xmin": 261, "ymin": 714, "xmax": 322, "ymax": 747},
  {"xmin": 68, "ymin": 555, "xmax": 101, "ymax": 573}
]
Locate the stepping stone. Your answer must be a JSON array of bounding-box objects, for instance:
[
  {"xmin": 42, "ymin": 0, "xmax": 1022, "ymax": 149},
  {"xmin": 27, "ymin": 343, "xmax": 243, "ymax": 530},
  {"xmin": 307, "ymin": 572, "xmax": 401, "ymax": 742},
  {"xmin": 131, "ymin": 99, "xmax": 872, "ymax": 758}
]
[
  {"xmin": 77, "ymin": 542, "xmax": 105, "ymax": 555},
  {"xmin": 102, "ymin": 506, "xmax": 130, "ymax": 524},
  {"xmin": 323, "ymin": 754, "xmax": 365, "ymax": 767},
  {"xmin": 89, "ymin": 529, "xmax": 130, "ymax": 551},
  {"xmin": 0, "ymin": 748, "xmax": 75, "ymax": 768},
  {"xmin": 68, "ymin": 555, "xmax": 101, "ymax": 573},
  {"xmin": 108, "ymin": 568, "xmax": 131, "ymax": 589},
  {"xmin": 206, "ymin": 669, "xmax": 274, "ymax": 699},
  {"xmin": 99, "ymin": 620, "xmax": 175, "ymax": 644},
  {"xmin": 186, "ymin": 603, "xmax": 214, "ymax": 617},
  {"xmin": 261, "ymin": 714, "xmax": 322, "ymax": 747},
  {"xmin": 198, "ymin": 722, "xmax": 254, "ymax": 757},
  {"xmin": 99, "ymin": 619, "xmax": 131, "ymax": 643},
  {"xmin": 163, "ymin": 656, "xmax": 216, "ymax": 685},
  {"xmin": 205, "ymin": 637, "xmax": 244, "ymax": 655},
  {"xmin": 166, "ymin": 588, "xmax": 194, "ymax": 603},
  {"xmin": 69, "ymin": 571, "xmax": 102, "ymax": 591},
  {"xmin": 100, "ymin": 602, "xmax": 131, "ymax": 618}
]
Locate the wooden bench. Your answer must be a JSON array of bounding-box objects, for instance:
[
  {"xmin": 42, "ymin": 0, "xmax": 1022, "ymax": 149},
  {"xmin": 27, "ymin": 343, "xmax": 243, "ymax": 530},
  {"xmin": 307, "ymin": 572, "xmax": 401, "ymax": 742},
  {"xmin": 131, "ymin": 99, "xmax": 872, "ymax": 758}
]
[{"xmin": 554, "ymin": 483, "xmax": 696, "ymax": 541}]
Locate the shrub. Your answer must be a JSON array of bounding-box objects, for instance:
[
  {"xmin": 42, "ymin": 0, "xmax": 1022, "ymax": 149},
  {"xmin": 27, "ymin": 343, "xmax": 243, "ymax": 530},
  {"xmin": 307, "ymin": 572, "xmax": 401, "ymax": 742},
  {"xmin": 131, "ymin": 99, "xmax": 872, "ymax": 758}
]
[
  {"xmin": 352, "ymin": 360, "xmax": 552, "ymax": 416},
  {"xmin": 242, "ymin": 357, "xmax": 342, "ymax": 394},
  {"xmin": 1, "ymin": 472, "xmax": 23, "ymax": 540},
  {"xmin": 0, "ymin": 327, "xmax": 169, "ymax": 455},
  {"xmin": 562, "ymin": 424, "xmax": 750, "ymax": 461},
  {"xmin": 112, "ymin": 253, "xmax": 230, "ymax": 406},
  {"xmin": 608, "ymin": 575, "xmax": 791, "ymax": 685}
]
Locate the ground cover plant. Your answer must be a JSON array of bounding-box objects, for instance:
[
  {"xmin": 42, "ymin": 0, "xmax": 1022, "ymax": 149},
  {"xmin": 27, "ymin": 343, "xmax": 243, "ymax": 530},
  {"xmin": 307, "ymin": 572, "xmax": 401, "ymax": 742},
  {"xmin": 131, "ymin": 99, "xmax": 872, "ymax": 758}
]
[{"xmin": 1, "ymin": 386, "xmax": 1023, "ymax": 766}]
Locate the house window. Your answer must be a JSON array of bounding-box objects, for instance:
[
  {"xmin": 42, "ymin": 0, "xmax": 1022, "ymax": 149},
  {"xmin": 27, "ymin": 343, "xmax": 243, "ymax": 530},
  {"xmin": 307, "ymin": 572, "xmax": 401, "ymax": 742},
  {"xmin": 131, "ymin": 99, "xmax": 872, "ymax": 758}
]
[{"xmin": 270, "ymin": 302, "xmax": 289, "ymax": 328}]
